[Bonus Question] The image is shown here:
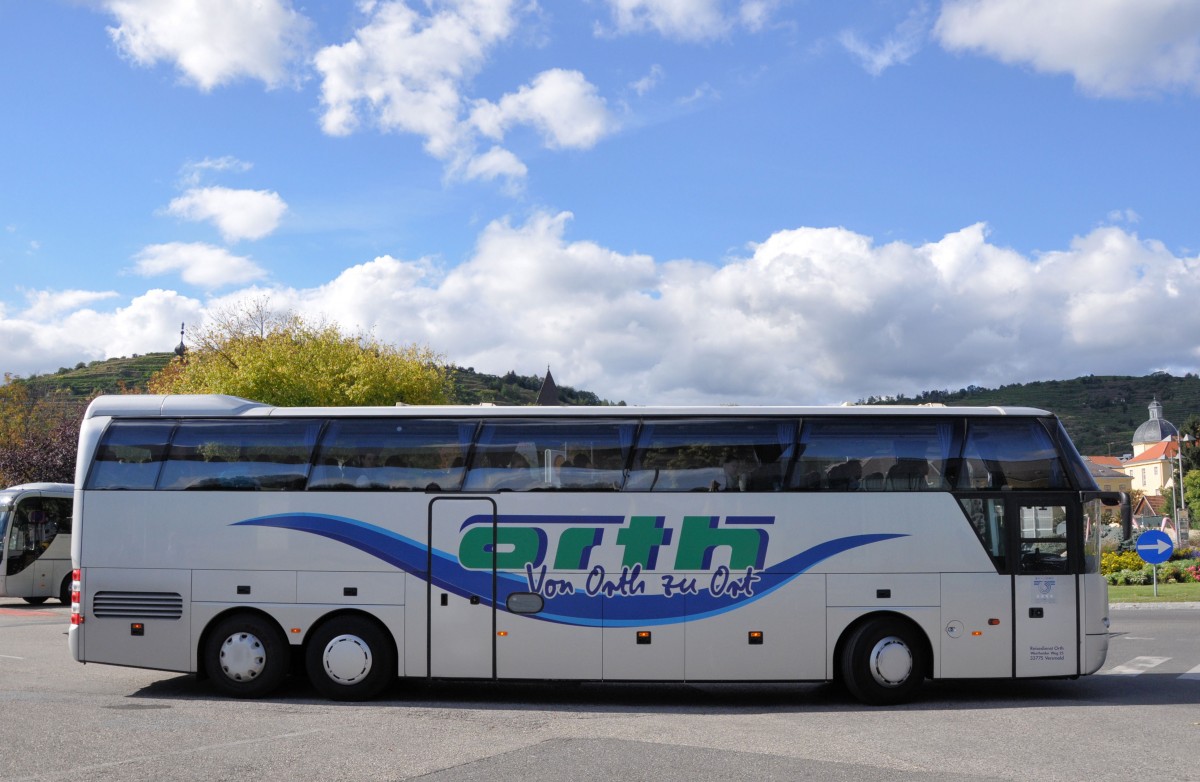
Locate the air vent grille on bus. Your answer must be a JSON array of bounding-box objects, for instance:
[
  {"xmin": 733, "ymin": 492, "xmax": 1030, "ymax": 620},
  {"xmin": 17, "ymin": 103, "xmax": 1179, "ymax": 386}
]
[{"xmin": 93, "ymin": 591, "xmax": 184, "ymax": 619}]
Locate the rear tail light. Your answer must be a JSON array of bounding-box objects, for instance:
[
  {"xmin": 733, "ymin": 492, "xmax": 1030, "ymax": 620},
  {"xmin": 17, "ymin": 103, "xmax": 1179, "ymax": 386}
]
[{"xmin": 70, "ymin": 569, "xmax": 84, "ymax": 625}]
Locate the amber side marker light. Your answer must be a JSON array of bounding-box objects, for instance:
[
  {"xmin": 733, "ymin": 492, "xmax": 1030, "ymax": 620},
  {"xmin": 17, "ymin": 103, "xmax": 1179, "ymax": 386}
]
[
  {"xmin": 497, "ymin": 631, "xmax": 509, "ymax": 637},
  {"xmin": 636, "ymin": 631, "xmax": 652, "ymax": 645},
  {"xmin": 290, "ymin": 628, "xmax": 302, "ymax": 634},
  {"xmin": 971, "ymin": 631, "xmax": 983, "ymax": 636},
  {"xmin": 130, "ymin": 623, "xmax": 145, "ymax": 637},
  {"xmin": 748, "ymin": 631, "xmax": 764, "ymax": 645}
]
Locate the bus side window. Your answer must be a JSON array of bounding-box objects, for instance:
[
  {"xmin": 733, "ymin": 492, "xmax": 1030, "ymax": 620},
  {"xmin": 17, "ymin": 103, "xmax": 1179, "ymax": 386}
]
[
  {"xmin": 85, "ymin": 421, "xmax": 175, "ymax": 490},
  {"xmin": 6, "ymin": 500, "xmax": 55, "ymax": 576},
  {"xmin": 957, "ymin": 420, "xmax": 1068, "ymax": 490},
  {"xmin": 463, "ymin": 420, "xmax": 635, "ymax": 492},
  {"xmin": 626, "ymin": 419, "xmax": 795, "ymax": 492},
  {"xmin": 958, "ymin": 497, "xmax": 1007, "ymax": 572},
  {"xmin": 790, "ymin": 418, "xmax": 958, "ymax": 492},
  {"xmin": 159, "ymin": 420, "xmax": 320, "ymax": 491},
  {"xmin": 309, "ymin": 419, "xmax": 473, "ymax": 492}
]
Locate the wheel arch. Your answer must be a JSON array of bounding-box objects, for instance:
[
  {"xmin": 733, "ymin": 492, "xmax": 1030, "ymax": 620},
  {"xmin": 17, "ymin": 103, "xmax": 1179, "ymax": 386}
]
[
  {"xmin": 196, "ymin": 606, "xmax": 291, "ymax": 681},
  {"xmin": 302, "ymin": 608, "xmax": 399, "ymax": 671},
  {"xmin": 831, "ymin": 610, "xmax": 935, "ymax": 684}
]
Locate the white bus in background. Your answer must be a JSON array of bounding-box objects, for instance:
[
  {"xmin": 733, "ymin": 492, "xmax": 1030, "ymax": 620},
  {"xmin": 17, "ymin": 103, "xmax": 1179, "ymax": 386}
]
[
  {"xmin": 1, "ymin": 482, "xmax": 74, "ymax": 605},
  {"xmin": 68, "ymin": 395, "xmax": 1127, "ymax": 705}
]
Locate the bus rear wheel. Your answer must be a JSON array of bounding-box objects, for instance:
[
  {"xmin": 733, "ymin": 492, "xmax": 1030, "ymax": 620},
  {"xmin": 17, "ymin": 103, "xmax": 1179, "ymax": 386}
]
[
  {"xmin": 59, "ymin": 574, "xmax": 72, "ymax": 605},
  {"xmin": 839, "ymin": 616, "xmax": 926, "ymax": 705},
  {"xmin": 305, "ymin": 616, "xmax": 395, "ymax": 701},
  {"xmin": 204, "ymin": 614, "xmax": 289, "ymax": 699},
  {"xmin": 22, "ymin": 596, "xmax": 48, "ymax": 605}
]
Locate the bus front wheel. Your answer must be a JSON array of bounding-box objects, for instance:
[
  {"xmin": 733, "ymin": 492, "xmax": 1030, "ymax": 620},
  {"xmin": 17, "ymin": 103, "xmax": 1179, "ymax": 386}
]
[
  {"xmin": 839, "ymin": 616, "xmax": 926, "ymax": 705},
  {"xmin": 305, "ymin": 615, "xmax": 396, "ymax": 701},
  {"xmin": 204, "ymin": 614, "xmax": 289, "ymax": 699}
]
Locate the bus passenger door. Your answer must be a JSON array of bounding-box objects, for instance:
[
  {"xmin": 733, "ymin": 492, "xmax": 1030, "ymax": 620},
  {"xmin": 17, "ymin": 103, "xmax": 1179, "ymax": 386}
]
[
  {"xmin": 1011, "ymin": 498, "xmax": 1079, "ymax": 677},
  {"xmin": 3, "ymin": 496, "xmax": 61, "ymax": 599},
  {"xmin": 428, "ymin": 497, "xmax": 496, "ymax": 678}
]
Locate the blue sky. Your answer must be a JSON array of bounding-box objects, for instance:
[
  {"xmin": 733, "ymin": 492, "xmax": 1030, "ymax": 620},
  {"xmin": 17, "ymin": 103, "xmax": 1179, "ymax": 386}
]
[{"xmin": 2, "ymin": 0, "xmax": 1199, "ymax": 405}]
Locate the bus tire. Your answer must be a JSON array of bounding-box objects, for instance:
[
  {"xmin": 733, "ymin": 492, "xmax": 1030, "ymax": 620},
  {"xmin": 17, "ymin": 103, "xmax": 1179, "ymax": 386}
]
[
  {"xmin": 305, "ymin": 615, "xmax": 395, "ymax": 701},
  {"xmin": 59, "ymin": 574, "xmax": 72, "ymax": 605},
  {"xmin": 204, "ymin": 614, "xmax": 289, "ymax": 699},
  {"xmin": 839, "ymin": 616, "xmax": 925, "ymax": 706},
  {"xmin": 22, "ymin": 596, "xmax": 48, "ymax": 605}
]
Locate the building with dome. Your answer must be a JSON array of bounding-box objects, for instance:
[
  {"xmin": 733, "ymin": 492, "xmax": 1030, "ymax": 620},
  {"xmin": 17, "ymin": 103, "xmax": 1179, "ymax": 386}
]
[{"xmin": 1122, "ymin": 399, "xmax": 1181, "ymax": 497}]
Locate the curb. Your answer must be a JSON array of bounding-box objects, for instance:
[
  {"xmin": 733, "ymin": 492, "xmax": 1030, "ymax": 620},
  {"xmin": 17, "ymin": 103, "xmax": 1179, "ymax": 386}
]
[{"xmin": 1109, "ymin": 602, "xmax": 1200, "ymax": 610}]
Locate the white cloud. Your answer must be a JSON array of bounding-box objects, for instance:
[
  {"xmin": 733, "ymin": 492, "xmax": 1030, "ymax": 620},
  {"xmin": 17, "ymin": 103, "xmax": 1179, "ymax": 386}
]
[
  {"xmin": 599, "ymin": 0, "xmax": 774, "ymax": 41},
  {"xmin": 630, "ymin": 64, "xmax": 665, "ymax": 96},
  {"xmin": 7, "ymin": 217, "xmax": 1200, "ymax": 404},
  {"xmin": 19, "ymin": 289, "xmax": 120, "ymax": 318},
  {"xmin": 0, "ymin": 289, "xmax": 203, "ymax": 377},
  {"xmin": 935, "ymin": 0, "xmax": 1200, "ymax": 97},
  {"xmin": 462, "ymin": 146, "xmax": 528, "ymax": 188},
  {"xmin": 179, "ymin": 156, "xmax": 252, "ymax": 187},
  {"xmin": 840, "ymin": 4, "xmax": 931, "ymax": 76},
  {"xmin": 738, "ymin": 0, "xmax": 780, "ymax": 33},
  {"xmin": 132, "ymin": 242, "xmax": 268, "ymax": 289},
  {"xmin": 313, "ymin": 0, "xmax": 522, "ymax": 156},
  {"xmin": 102, "ymin": 0, "xmax": 312, "ymax": 91},
  {"xmin": 166, "ymin": 187, "xmax": 288, "ymax": 242},
  {"xmin": 469, "ymin": 69, "xmax": 617, "ymax": 150}
]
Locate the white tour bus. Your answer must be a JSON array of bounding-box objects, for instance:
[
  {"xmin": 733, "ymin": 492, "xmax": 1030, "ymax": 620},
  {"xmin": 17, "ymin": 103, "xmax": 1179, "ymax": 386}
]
[
  {"xmin": 1, "ymin": 482, "xmax": 74, "ymax": 605},
  {"xmin": 68, "ymin": 395, "xmax": 1127, "ymax": 705}
]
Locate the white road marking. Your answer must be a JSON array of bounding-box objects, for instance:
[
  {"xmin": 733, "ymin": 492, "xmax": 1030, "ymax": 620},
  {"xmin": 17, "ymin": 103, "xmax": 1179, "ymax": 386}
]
[{"xmin": 1101, "ymin": 656, "xmax": 1169, "ymax": 675}]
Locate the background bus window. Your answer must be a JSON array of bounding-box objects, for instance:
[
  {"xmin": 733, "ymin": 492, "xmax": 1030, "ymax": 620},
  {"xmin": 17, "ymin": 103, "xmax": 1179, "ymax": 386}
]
[
  {"xmin": 625, "ymin": 419, "xmax": 796, "ymax": 492},
  {"xmin": 958, "ymin": 420, "xmax": 1069, "ymax": 490},
  {"xmin": 309, "ymin": 419, "xmax": 474, "ymax": 491},
  {"xmin": 463, "ymin": 420, "xmax": 635, "ymax": 491},
  {"xmin": 85, "ymin": 420, "xmax": 175, "ymax": 490},
  {"xmin": 5, "ymin": 497, "xmax": 71, "ymax": 576},
  {"xmin": 157, "ymin": 420, "xmax": 320, "ymax": 490},
  {"xmin": 790, "ymin": 419, "xmax": 957, "ymax": 491}
]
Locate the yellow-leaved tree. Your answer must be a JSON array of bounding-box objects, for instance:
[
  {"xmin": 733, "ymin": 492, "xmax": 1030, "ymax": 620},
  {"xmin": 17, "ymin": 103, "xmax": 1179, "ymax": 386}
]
[{"xmin": 148, "ymin": 301, "xmax": 453, "ymax": 407}]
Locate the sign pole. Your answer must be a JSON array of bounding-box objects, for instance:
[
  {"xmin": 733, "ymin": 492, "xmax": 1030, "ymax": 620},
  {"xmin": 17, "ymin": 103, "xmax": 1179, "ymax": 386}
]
[{"xmin": 1136, "ymin": 529, "xmax": 1174, "ymax": 598}]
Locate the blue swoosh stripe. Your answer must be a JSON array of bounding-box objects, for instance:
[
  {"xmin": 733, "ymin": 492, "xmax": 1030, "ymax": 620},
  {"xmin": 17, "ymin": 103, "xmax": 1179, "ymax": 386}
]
[{"xmin": 234, "ymin": 514, "xmax": 906, "ymax": 627}]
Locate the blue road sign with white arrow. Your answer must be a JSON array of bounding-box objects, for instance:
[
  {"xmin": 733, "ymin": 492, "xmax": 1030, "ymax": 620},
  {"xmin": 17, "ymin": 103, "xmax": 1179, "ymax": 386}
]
[{"xmin": 1136, "ymin": 529, "xmax": 1174, "ymax": 565}]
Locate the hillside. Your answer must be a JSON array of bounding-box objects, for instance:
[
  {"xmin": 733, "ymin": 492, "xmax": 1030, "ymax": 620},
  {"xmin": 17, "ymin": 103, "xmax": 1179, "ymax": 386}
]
[
  {"xmin": 13, "ymin": 355, "xmax": 621, "ymax": 408},
  {"xmin": 13, "ymin": 358, "xmax": 1200, "ymax": 454},
  {"xmin": 863, "ymin": 373, "xmax": 1200, "ymax": 456}
]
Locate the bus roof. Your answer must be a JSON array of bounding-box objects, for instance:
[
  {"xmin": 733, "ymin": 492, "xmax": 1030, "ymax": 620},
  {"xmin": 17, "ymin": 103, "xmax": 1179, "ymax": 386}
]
[{"xmin": 83, "ymin": 394, "xmax": 1054, "ymax": 420}]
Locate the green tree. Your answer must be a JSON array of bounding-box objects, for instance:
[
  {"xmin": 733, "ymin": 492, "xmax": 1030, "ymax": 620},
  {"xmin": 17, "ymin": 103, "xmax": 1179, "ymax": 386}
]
[
  {"xmin": 1180, "ymin": 414, "xmax": 1200, "ymax": 473},
  {"xmin": 149, "ymin": 302, "xmax": 452, "ymax": 407},
  {"xmin": 1184, "ymin": 470, "xmax": 1200, "ymax": 526}
]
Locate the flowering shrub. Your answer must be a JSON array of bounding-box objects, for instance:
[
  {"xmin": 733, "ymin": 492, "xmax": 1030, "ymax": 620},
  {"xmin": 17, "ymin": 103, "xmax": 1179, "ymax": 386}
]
[
  {"xmin": 1101, "ymin": 551, "xmax": 1146, "ymax": 575},
  {"xmin": 1104, "ymin": 561, "xmax": 1199, "ymax": 584}
]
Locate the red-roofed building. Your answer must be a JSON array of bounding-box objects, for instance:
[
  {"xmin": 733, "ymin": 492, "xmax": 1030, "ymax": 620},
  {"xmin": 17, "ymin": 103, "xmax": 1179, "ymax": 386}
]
[
  {"xmin": 1117, "ymin": 399, "xmax": 1186, "ymax": 500},
  {"xmin": 1081, "ymin": 457, "xmax": 1132, "ymax": 494},
  {"xmin": 1123, "ymin": 437, "xmax": 1180, "ymax": 497}
]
